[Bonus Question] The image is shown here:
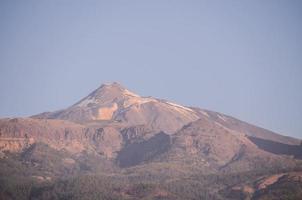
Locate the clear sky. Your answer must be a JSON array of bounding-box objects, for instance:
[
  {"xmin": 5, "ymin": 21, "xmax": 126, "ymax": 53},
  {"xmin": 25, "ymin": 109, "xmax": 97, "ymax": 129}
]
[{"xmin": 0, "ymin": 0, "xmax": 301, "ymax": 138}]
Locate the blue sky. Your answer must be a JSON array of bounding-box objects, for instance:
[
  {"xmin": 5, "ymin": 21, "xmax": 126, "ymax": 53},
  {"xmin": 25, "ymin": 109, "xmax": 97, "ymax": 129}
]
[{"xmin": 0, "ymin": 0, "xmax": 301, "ymax": 138}]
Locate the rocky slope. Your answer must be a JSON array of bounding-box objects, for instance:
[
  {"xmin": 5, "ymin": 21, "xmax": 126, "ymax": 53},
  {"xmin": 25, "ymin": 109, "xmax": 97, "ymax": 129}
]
[
  {"xmin": 0, "ymin": 82, "xmax": 302, "ymax": 200},
  {"xmin": 0, "ymin": 118, "xmax": 123, "ymax": 158},
  {"xmin": 32, "ymin": 82, "xmax": 199, "ymax": 133},
  {"xmin": 2, "ymin": 83, "xmax": 301, "ymax": 169}
]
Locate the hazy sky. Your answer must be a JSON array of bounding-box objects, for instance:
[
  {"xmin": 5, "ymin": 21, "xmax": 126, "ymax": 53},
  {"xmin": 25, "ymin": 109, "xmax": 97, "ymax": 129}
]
[{"xmin": 0, "ymin": 0, "xmax": 301, "ymax": 138}]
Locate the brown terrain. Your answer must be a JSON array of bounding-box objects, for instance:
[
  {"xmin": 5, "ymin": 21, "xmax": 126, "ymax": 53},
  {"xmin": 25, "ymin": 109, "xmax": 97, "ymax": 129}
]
[{"xmin": 0, "ymin": 82, "xmax": 301, "ymax": 200}]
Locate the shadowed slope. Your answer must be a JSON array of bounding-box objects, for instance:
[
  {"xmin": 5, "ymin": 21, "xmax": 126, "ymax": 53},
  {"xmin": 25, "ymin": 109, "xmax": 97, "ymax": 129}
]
[
  {"xmin": 249, "ymin": 136, "xmax": 302, "ymax": 159},
  {"xmin": 117, "ymin": 132, "xmax": 171, "ymax": 168}
]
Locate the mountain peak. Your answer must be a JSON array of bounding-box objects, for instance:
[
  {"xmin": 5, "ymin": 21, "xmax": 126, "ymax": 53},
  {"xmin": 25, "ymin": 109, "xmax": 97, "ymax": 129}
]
[
  {"xmin": 72, "ymin": 82, "xmax": 140, "ymax": 110},
  {"xmin": 99, "ymin": 82, "xmax": 126, "ymax": 90},
  {"xmin": 33, "ymin": 82, "xmax": 200, "ymax": 132},
  {"xmin": 93, "ymin": 82, "xmax": 139, "ymax": 99}
]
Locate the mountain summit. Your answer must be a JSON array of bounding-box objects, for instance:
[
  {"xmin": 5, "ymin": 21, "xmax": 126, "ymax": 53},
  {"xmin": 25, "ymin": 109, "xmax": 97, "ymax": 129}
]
[
  {"xmin": 84, "ymin": 82, "xmax": 139, "ymax": 101},
  {"xmin": 75, "ymin": 82, "xmax": 141, "ymax": 108},
  {"xmin": 33, "ymin": 82, "xmax": 199, "ymax": 133}
]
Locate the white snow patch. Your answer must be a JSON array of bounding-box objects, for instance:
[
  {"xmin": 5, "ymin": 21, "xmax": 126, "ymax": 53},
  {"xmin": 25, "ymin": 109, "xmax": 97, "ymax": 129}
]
[
  {"xmin": 199, "ymin": 110, "xmax": 210, "ymax": 118},
  {"xmin": 123, "ymin": 97, "xmax": 156, "ymax": 108},
  {"xmin": 166, "ymin": 101, "xmax": 195, "ymax": 113},
  {"xmin": 165, "ymin": 101, "xmax": 199, "ymax": 119},
  {"xmin": 123, "ymin": 89, "xmax": 140, "ymax": 97},
  {"xmin": 217, "ymin": 114, "xmax": 227, "ymax": 122}
]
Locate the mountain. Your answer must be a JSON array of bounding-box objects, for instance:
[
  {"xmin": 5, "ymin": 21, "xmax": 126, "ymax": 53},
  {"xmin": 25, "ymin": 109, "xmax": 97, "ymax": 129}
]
[
  {"xmin": 32, "ymin": 82, "xmax": 199, "ymax": 133},
  {"xmin": 1, "ymin": 82, "xmax": 302, "ymax": 200}
]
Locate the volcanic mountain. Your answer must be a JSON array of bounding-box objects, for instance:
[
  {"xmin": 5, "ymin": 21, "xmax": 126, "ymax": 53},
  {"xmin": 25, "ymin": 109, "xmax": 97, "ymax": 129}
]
[
  {"xmin": 32, "ymin": 82, "xmax": 199, "ymax": 133},
  {"xmin": 1, "ymin": 82, "xmax": 302, "ymax": 200},
  {"xmin": 31, "ymin": 82, "xmax": 299, "ymax": 145}
]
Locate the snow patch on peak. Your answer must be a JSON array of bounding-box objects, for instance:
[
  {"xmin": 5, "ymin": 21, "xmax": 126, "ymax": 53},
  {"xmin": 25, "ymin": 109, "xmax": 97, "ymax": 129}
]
[
  {"xmin": 165, "ymin": 101, "xmax": 199, "ymax": 120},
  {"xmin": 166, "ymin": 101, "xmax": 195, "ymax": 113},
  {"xmin": 123, "ymin": 89, "xmax": 140, "ymax": 97},
  {"xmin": 122, "ymin": 96, "xmax": 156, "ymax": 108}
]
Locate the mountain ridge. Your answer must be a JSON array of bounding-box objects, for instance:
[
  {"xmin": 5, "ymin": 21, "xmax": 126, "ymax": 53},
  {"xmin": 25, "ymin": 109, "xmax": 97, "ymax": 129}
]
[
  {"xmin": 1, "ymin": 82, "xmax": 302, "ymax": 200},
  {"xmin": 31, "ymin": 83, "xmax": 300, "ymax": 143}
]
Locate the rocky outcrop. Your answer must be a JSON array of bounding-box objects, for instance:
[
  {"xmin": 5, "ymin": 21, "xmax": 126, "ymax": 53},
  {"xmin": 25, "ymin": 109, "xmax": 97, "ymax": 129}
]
[
  {"xmin": 224, "ymin": 172, "xmax": 302, "ymax": 200},
  {"xmin": 0, "ymin": 118, "xmax": 123, "ymax": 159},
  {"xmin": 0, "ymin": 137, "xmax": 34, "ymax": 152}
]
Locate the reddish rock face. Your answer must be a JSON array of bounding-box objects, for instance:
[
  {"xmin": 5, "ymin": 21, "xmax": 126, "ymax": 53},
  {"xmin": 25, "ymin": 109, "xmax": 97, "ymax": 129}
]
[
  {"xmin": 0, "ymin": 83, "xmax": 301, "ymax": 173},
  {"xmin": 0, "ymin": 118, "xmax": 123, "ymax": 158}
]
